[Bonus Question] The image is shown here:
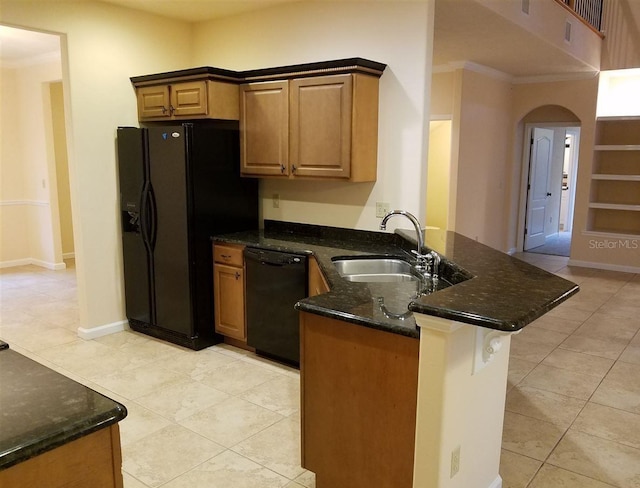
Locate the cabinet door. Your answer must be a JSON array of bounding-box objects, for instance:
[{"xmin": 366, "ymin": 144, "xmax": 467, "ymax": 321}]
[
  {"xmin": 290, "ymin": 74, "xmax": 352, "ymax": 179},
  {"xmin": 214, "ymin": 263, "xmax": 246, "ymax": 340},
  {"xmin": 308, "ymin": 257, "xmax": 330, "ymax": 296},
  {"xmin": 171, "ymin": 81, "xmax": 208, "ymax": 118},
  {"xmin": 240, "ymin": 81, "xmax": 289, "ymax": 177},
  {"xmin": 137, "ymin": 85, "xmax": 171, "ymax": 119}
]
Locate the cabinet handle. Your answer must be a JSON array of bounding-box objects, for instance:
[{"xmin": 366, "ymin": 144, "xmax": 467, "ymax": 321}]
[
  {"xmin": 235, "ymin": 272, "xmax": 241, "ymax": 280},
  {"xmin": 161, "ymin": 106, "xmax": 168, "ymax": 114},
  {"xmin": 280, "ymin": 164, "xmax": 286, "ymax": 173},
  {"xmin": 292, "ymin": 165, "xmax": 297, "ymax": 174},
  {"xmin": 169, "ymin": 105, "xmax": 175, "ymax": 115},
  {"xmin": 221, "ymin": 254, "xmax": 231, "ymax": 259}
]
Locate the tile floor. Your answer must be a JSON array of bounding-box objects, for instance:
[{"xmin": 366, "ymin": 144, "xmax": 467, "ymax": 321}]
[{"xmin": 1, "ymin": 255, "xmax": 639, "ymax": 487}]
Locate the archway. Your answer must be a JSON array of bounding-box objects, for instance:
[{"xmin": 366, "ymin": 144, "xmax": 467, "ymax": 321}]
[{"xmin": 515, "ymin": 105, "xmax": 581, "ymax": 256}]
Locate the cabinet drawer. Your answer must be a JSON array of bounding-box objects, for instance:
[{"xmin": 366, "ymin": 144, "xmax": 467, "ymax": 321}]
[{"xmin": 214, "ymin": 244, "xmax": 244, "ymax": 266}]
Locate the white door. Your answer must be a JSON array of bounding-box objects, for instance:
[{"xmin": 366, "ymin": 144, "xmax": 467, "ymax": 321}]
[{"xmin": 524, "ymin": 128, "xmax": 554, "ymax": 250}]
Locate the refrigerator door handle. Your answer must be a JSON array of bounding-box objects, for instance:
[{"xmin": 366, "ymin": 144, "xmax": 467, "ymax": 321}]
[
  {"xmin": 140, "ymin": 182, "xmax": 155, "ymax": 250},
  {"xmin": 147, "ymin": 184, "xmax": 158, "ymax": 249}
]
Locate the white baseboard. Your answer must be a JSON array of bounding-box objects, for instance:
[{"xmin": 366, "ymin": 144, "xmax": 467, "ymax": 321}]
[
  {"xmin": 488, "ymin": 475, "xmax": 503, "ymax": 488},
  {"xmin": 77, "ymin": 320, "xmax": 128, "ymax": 340},
  {"xmin": 0, "ymin": 258, "xmax": 32, "ymax": 268},
  {"xmin": 506, "ymin": 247, "xmax": 517, "ymax": 255},
  {"xmin": 0, "ymin": 258, "xmax": 66, "ymax": 270},
  {"xmin": 62, "ymin": 252, "xmax": 75, "ymax": 259},
  {"xmin": 568, "ymin": 259, "xmax": 640, "ymax": 274},
  {"xmin": 31, "ymin": 258, "xmax": 66, "ymax": 270}
]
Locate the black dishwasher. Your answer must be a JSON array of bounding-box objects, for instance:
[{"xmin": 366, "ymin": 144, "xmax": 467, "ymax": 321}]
[{"xmin": 244, "ymin": 247, "xmax": 308, "ymax": 365}]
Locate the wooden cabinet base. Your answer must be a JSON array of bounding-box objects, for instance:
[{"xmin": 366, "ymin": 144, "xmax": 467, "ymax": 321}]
[
  {"xmin": 300, "ymin": 312, "xmax": 419, "ymax": 488},
  {"xmin": 0, "ymin": 424, "xmax": 124, "ymax": 488}
]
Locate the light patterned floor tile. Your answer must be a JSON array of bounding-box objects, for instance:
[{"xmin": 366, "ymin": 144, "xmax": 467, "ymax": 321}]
[
  {"xmin": 239, "ymin": 374, "xmax": 300, "ymax": 416},
  {"xmin": 501, "ymin": 411, "xmax": 565, "ymax": 461},
  {"xmin": 505, "ymin": 386, "xmax": 586, "ymax": 427},
  {"xmin": 559, "ymin": 334, "xmax": 626, "ymax": 360},
  {"xmin": 232, "ymin": 416, "xmax": 304, "ymax": 479},
  {"xmin": 122, "ymin": 424, "xmax": 224, "ymax": 487},
  {"xmin": 529, "ymin": 464, "xmax": 617, "ymax": 488},
  {"xmin": 541, "ymin": 348, "xmax": 614, "ymax": 379},
  {"xmin": 135, "ymin": 380, "xmax": 230, "ymax": 421},
  {"xmin": 591, "ymin": 361, "xmax": 640, "ymax": 414},
  {"xmin": 574, "ymin": 312, "xmax": 640, "ymax": 344},
  {"xmin": 620, "ymin": 345, "xmax": 640, "ymax": 365},
  {"xmin": 161, "ymin": 348, "xmax": 239, "ymax": 381},
  {"xmin": 117, "ymin": 401, "xmax": 173, "ymax": 447},
  {"xmin": 572, "ymin": 402, "xmax": 640, "ymax": 450},
  {"xmin": 160, "ymin": 450, "xmax": 289, "ymax": 488},
  {"xmin": 293, "ymin": 470, "xmax": 316, "ymax": 488},
  {"xmin": 527, "ymin": 314, "xmax": 584, "ymax": 335},
  {"xmin": 499, "ymin": 449, "xmax": 541, "ymax": 488},
  {"xmin": 94, "ymin": 364, "xmax": 188, "ymax": 400},
  {"xmin": 548, "ymin": 430, "xmax": 640, "ymax": 488},
  {"xmin": 179, "ymin": 396, "xmax": 283, "ymax": 448},
  {"xmin": 519, "ymin": 364, "xmax": 603, "ymax": 400},
  {"xmin": 198, "ymin": 359, "xmax": 282, "ymax": 395}
]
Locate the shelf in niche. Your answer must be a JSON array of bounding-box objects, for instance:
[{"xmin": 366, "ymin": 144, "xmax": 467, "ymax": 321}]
[
  {"xmin": 594, "ymin": 144, "xmax": 640, "ymax": 151},
  {"xmin": 592, "ymin": 174, "xmax": 640, "ymax": 181},
  {"xmin": 584, "ymin": 228, "xmax": 640, "ymax": 238},
  {"xmin": 589, "ymin": 202, "xmax": 640, "ymax": 211}
]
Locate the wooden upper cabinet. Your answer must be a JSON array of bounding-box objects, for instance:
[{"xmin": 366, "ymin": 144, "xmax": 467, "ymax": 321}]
[
  {"xmin": 170, "ymin": 81, "xmax": 208, "ymax": 118},
  {"xmin": 240, "ymin": 81, "xmax": 289, "ymax": 177},
  {"xmin": 133, "ymin": 77, "xmax": 239, "ymax": 121},
  {"xmin": 137, "ymin": 85, "xmax": 171, "ymax": 119},
  {"xmin": 241, "ymin": 73, "xmax": 381, "ymax": 182},
  {"xmin": 290, "ymin": 75, "xmax": 352, "ymax": 179}
]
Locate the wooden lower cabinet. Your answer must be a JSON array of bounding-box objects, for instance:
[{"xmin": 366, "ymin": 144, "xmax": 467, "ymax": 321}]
[
  {"xmin": 300, "ymin": 311, "xmax": 419, "ymax": 488},
  {"xmin": 0, "ymin": 424, "xmax": 123, "ymax": 488},
  {"xmin": 213, "ymin": 244, "xmax": 247, "ymax": 341}
]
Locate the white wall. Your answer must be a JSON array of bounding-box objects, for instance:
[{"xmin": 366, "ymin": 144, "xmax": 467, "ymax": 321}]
[
  {"xmin": 192, "ymin": 1, "xmax": 435, "ymax": 231},
  {"xmin": 1, "ymin": 0, "xmax": 193, "ymax": 331}
]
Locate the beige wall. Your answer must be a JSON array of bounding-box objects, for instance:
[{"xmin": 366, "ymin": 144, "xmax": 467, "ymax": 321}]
[
  {"xmin": 1, "ymin": 0, "xmax": 192, "ymax": 331},
  {"xmin": 431, "ymin": 71, "xmax": 455, "ymax": 116},
  {"xmin": 426, "ymin": 120, "xmax": 451, "ymax": 230},
  {"xmin": 193, "ymin": 1, "xmax": 435, "ymax": 231},
  {"xmin": 50, "ymin": 81, "xmax": 74, "ymax": 257},
  {"xmin": 453, "ymin": 68, "xmax": 513, "ymax": 251},
  {"xmin": 0, "ymin": 59, "xmax": 63, "ymax": 268},
  {"xmin": 0, "ymin": 66, "xmax": 29, "ymax": 263},
  {"xmin": 601, "ymin": 0, "xmax": 640, "ymax": 70}
]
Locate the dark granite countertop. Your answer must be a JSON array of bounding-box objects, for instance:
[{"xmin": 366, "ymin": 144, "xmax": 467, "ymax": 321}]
[
  {"xmin": 214, "ymin": 220, "xmax": 579, "ymax": 338},
  {"xmin": 0, "ymin": 346, "xmax": 127, "ymax": 470}
]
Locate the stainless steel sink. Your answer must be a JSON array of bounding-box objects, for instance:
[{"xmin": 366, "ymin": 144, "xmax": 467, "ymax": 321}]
[{"xmin": 332, "ymin": 257, "xmax": 419, "ymax": 283}]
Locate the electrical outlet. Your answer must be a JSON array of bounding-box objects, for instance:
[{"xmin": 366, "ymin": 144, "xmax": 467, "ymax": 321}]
[
  {"xmin": 272, "ymin": 193, "xmax": 280, "ymax": 209},
  {"xmin": 451, "ymin": 446, "xmax": 460, "ymax": 478},
  {"xmin": 376, "ymin": 202, "xmax": 390, "ymax": 218}
]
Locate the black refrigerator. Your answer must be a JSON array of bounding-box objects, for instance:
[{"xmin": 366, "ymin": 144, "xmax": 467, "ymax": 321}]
[{"xmin": 116, "ymin": 122, "xmax": 258, "ymax": 350}]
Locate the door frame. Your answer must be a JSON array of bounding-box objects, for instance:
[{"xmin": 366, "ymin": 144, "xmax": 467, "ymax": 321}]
[{"xmin": 516, "ymin": 123, "xmax": 580, "ymax": 252}]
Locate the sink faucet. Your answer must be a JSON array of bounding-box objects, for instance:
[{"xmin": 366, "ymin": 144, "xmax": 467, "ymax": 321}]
[
  {"xmin": 379, "ymin": 210, "xmax": 440, "ymax": 281},
  {"xmin": 379, "ymin": 210, "xmax": 424, "ymax": 255}
]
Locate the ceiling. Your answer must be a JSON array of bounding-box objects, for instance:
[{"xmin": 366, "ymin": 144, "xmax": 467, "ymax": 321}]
[
  {"xmin": 0, "ymin": 25, "xmax": 60, "ymax": 66},
  {"xmin": 0, "ymin": 0, "xmax": 605, "ymax": 78}
]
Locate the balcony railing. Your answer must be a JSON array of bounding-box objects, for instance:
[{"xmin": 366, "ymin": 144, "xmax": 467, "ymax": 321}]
[{"xmin": 560, "ymin": 0, "xmax": 604, "ymax": 32}]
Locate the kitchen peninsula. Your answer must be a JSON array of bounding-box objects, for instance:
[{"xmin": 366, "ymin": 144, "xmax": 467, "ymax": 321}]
[
  {"xmin": 0, "ymin": 342, "xmax": 127, "ymax": 487},
  {"xmin": 215, "ymin": 220, "xmax": 579, "ymax": 488}
]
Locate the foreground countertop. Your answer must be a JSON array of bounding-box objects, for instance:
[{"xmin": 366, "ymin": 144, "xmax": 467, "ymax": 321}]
[
  {"xmin": 0, "ymin": 346, "xmax": 127, "ymax": 470},
  {"xmin": 214, "ymin": 221, "xmax": 579, "ymax": 338}
]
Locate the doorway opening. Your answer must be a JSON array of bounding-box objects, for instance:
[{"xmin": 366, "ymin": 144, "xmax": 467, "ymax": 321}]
[{"xmin": 520, "ymin": 122, "xmax": 580, "ymax": 257}]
